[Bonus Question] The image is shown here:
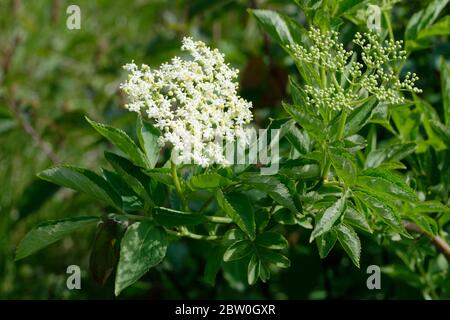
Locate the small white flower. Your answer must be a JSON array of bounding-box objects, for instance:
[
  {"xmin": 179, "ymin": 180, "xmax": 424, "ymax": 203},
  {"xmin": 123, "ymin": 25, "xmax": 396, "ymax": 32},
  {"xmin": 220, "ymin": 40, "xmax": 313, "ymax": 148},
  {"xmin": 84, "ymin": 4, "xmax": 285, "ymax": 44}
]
[{"xmin": 120, "ymin": 37, "xmax": 253, "ymax": 166}]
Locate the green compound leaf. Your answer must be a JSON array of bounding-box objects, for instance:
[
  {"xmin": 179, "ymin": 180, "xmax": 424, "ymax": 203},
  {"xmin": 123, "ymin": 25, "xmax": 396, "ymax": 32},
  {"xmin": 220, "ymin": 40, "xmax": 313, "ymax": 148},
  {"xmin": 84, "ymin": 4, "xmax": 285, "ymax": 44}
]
[
  {"xmin": 430, "ymin": 120, "xmax": 450, "ymax": 148},
  {"xmin": 86, "ymin": 117, "xmax": 149, "ymax": 168},
  {"xmin": 440, "ymin": 58, "xmax": 450, "ymax": 125},
  {"xmin": 344, "ymin": 206, "xmax": 372, "ymax": 233},
  {"xmin": 366, "ymin": 143, "xmax": 416, "ymax": 168},
  {"xmin": 283, "ymin": 102, "xmax": 326, "ymax": 141},
  {"xmin": 238, "ymin": 173, "xmax": 297, "ymax": 212},
  {"xmin": 16, "ymin": 216, "xmax": 100, "ymax": 260},
  {"xmin": 104, "ymin": 151, "xmax": 153, "ymax": 206},
  {"xmin": 405, "ymin": 0, "xmax": 449, "ymax": 43},
  {"xmin": 412, "ymin": 201, "xmax": 450, "ymax": 213},
  {"xmin": 38, "ymin": 166, "xmax": 122, "ymax": 210},
  {"xmin": 137, "ymin": 115, "xmax": 160, "ymax": 169},
  {"xmin": 187, "ymin": 172, "xmax": 233, "ymax": 191},
  {"xmin": 223, "ymin": 240, "xmax": 253, "ymax": 262},
  {"xmin": 329, "ymin": 146, "xmax": 357, "ymax": 186},
  {"xmin": 247, "ymin": 254, "xmax": 260, "ymax": 285},
  {"xmin": 357, "ymin": 169, "xmax": 418, "ymax": 202},
  {"xmin": 418, "ymin": 15, "xmax": 450, "ymax": 39},
  {"xmin": 343, "ymin": 97, "xmax": 378, "ymax": 137},
  {"xmin": 354, "ymin": 190, "xmax": 406, "ymax": 234},
  {"xmin": 103, "ymin": 169, "xmax": 143, "ymax": 212},
  {"xmin": 259, "ymin": 250, "xmax": 291, "ymax": 269},
  {"xmin": 216, "ymin": 190, "xmax": 256, "ymax": 240},
  {"xmin": 310, "ymin": 194, "xmax": 347, "ymax": 242},
  {"xmin": 408, "ymin": 213, "xmax": 439, "ymax": 236},
  {"xmin": 255, "ymin": 232, "xmax": 288, "ymax": 250},
  {"xmin": 249, "ymin": 9, "xmax": 305, "ymax": 48},
  {"xmin": 115, "ymin": 221, "xmax": 167, "ymax": 296},
  {"xmin": 316, "ymin": 229, "xmax": 338, "ymax": 259},
  {"xmin": 335, "ymin": 223, "xmax": 361, "ymax": 268}
]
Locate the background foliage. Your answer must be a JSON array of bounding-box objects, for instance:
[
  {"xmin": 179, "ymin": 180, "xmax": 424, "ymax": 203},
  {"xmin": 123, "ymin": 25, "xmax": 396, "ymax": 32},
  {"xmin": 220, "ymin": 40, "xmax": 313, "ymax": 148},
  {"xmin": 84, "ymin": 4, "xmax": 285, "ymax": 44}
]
[{"xmin": 0, "ymin": 0, "xmax": 449, "ymax": 299}]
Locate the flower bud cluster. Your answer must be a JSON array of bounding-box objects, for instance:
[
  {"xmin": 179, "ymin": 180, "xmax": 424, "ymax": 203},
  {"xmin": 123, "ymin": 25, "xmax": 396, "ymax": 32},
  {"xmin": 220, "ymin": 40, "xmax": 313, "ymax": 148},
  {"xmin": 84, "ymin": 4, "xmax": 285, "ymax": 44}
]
[{"xmin": 289, "ymin": 29, "xmax": 421, "ymax": 111}]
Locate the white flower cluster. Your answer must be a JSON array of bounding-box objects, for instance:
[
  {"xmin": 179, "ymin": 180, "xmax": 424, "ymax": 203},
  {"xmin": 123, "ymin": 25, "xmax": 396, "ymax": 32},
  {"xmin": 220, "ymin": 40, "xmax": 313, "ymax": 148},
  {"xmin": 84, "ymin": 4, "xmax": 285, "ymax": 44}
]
[
  {"xmin": 289, "ymin": 29, "xmax": 422, "ymax": 111},
  {"xmin": 120, "ymin": 37, "xmax": 253, "ymax": 167}
]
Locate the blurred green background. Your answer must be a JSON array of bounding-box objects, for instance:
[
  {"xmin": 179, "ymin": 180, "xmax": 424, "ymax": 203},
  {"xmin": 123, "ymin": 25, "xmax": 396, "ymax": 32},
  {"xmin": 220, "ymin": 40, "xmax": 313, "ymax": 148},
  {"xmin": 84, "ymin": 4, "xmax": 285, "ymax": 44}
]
[{"xmin": 0, "ymin": 0, "xmax": 448, "ymax": 299}]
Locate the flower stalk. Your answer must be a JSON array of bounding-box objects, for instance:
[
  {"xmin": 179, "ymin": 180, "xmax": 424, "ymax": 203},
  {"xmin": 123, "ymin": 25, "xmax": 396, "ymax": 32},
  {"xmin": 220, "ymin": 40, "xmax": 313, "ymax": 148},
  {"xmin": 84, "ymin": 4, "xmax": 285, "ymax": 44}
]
[
  {"xmin": 167, "ymin": 229, "xmax": 221, "ymax": 241},
  {"xmin": 171, "ymin": 161, "xmax": 188, "ymax": 211}
]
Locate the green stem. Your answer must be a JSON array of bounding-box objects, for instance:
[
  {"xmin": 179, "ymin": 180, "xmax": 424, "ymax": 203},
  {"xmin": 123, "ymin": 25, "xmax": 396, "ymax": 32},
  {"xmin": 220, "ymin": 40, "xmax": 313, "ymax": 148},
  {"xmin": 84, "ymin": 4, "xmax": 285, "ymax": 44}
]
[
  {"xmin": 322, "ymin": 146, "xmax": 332, "ymax": 181},
  {"xmin": 150, "ymin": 206, "xmax": 231, "ymax": 224},
  {"xmin": 129, "ymin": 208, "xmax": 230, "ymax": 225},
  {"xmin": 320, "ymin": 66, "xmax": 330, "ymax": 123},
  {"xmin": 383, "ymin": 10, "xmax": 394, "ymax": 42},
  {"xmin": 332, "ymin": 73, "xmax": 340, "ymax": 88},
  {"xmin": 171, "ymin": 161, "xmax": 188, "ymax": 211},
  {"xmin": 321, "ymin": 68, "xmax": 326, "ymax": 86},
  {"xmin": 336, "ymin": 111, "xmax": 348, "ymax": 140},
  {"xmin": 167, "ymin": 229, "xmax": 221, "ymax": 241},
  {"xmin": 396, "ymin": 51, "xmax": 410, "ymax": 78},
  {"xmin": 205, "ymin": 216, "xmax": 233, "ymax": 224},
  {"xmin": 323, "ymin": 180, "xmax": 345, "ymax": 187},
  {"xmin": 322, "ymin": 111, "xmax": 348, "ymax": 180},
  {"xmin": 350, "ymin": 97, "xmax": 370, "ymax": 107}
]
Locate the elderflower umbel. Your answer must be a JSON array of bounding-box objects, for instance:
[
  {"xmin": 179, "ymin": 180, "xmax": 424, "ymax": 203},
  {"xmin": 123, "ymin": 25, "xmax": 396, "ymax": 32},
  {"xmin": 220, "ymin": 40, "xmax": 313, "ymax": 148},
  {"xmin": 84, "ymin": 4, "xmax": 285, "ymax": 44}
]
[
  {"xmin": 120, "ymin": 37, "xmax": 253, "ymax": 167},
  {"xmin": 287, "ymin": 28, "xmax": 422, "ymax": 113}
]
